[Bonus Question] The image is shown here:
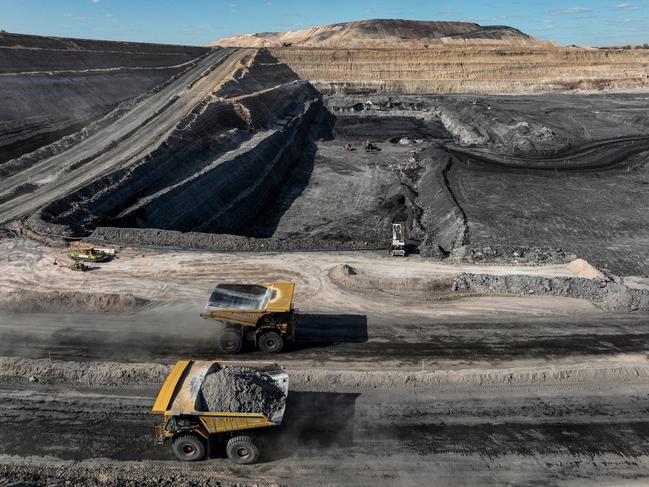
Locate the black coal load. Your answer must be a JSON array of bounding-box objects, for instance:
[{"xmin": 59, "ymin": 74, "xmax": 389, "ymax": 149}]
[{"xmin": 198, "ymin": 366, "xmax": 285, "ymax": 419}]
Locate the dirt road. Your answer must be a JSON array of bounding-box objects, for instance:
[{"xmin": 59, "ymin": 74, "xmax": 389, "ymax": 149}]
[
  {"xmin": 3, "ymin": 239, "xmax": 646, "ymax": 371},
  {"xmin": 2, "ymin": 363, "xmax": 649, "ymax": 486},
  {"xmin": 0, "ymin": 48, "xmax": 248, "ymax": 224},
  {"xmin": 1, "ymin": 239, "xmax": 649, "ymax": 485}
]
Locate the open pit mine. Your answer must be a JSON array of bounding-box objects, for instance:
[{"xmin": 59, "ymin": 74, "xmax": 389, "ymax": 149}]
[{"xmin": 1, "ymin": 19, "xmax": 649, "ymax": 486}]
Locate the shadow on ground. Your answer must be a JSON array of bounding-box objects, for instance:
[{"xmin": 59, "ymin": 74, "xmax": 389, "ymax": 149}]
[
  {"xmin": 292, "ymin": 313, "xmax": 368, "ymax": 350},
  {"xmin": 257, "ymin": 391, "xmax": 360, "ymax": 461}
]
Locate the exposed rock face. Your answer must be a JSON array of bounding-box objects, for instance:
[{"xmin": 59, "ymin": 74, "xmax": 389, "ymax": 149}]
[
  {"xmin": 212, "ymin": 19, "xmax": 649, "ymax": 96},
  {"xmin": 211, "ymin": 19, "xmax": 544, "ymax": 48},
  {"xmin": 25, "ymin": 49, "xmax": 329, "ymax": 239},
  {"xmin": 270, "ymin": 46, "xmax": 649, "ymax": 95},
  {"xmin": 0, "ymin": 33, "xmax": 208, "ymax": 164}
]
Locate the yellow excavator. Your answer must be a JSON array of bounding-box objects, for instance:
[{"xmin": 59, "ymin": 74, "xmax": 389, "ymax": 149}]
[
  {"xmin": 200, "ymin": 282, "xmax": 297, "ymax": 354},
  {"xmin": 68, "ymin": 246, "xmax": 112, "ymax": 263}
]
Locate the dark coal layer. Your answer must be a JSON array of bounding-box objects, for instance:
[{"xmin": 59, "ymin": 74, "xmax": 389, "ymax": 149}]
[{"xmin": 0, "ymin": 32, "xmax": 208, "ymax": 164}]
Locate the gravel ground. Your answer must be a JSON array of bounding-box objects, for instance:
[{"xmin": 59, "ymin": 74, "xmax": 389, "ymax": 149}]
[{"xmin": 2, "ymin": 357, "xmax": 649, "ymax": 485}]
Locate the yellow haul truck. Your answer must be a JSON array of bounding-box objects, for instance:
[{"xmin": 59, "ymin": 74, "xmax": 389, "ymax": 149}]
[
  {"xmin": 200, "ymin": 282, "xmax": 297, "ymax": 354},
  {"xmin": 152, "ymin": 359, "xmax": 289, "ymax": 465}
]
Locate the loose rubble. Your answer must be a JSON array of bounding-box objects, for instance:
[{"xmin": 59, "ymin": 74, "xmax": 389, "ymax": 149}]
[
  {"xmin": 199, "ymin": 366, "xmax": 285, "ymax": 418},
  {"xmin": 453, "ymin": 273, "xmax": 649, "ymax": 312}
]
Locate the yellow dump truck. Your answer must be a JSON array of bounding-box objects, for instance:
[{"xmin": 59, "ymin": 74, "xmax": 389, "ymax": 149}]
[
  {"xmin": 200, "ymin": 282, "xmax": 297, "ymax": 354},
  {"xmin": 152, "ymin": 359, "xmax": 288, "ymax": 464}
]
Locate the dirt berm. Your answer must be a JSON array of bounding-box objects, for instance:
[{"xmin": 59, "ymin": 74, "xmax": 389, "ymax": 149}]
[
  {"xmin": 0, "ymin": 290, "xmax": 149, "ymax": 313},
  {"xmin": 198, "ymin": 366, "xmax": 285, "ymax": 419},
  {"xmin": 453, "ymin": 273, "xmax": 649, "ymax": 312},
  {"xmin": 0, "ymin": 357, "xmax": 171, "ymax": 386}
]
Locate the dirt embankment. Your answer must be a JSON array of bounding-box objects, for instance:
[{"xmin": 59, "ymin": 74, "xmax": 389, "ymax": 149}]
[
  {"xmin": 0, "ymin": 290, "xmax": 149, "ymax": 313},
  {"xmin": 0, "ymin": 357, "xmax": 170, "ymax": 386},
  {"xmin": 0, "ymin": 32, "xmax": 209, "ymax": 165},
  {"xmin": 89, "ymin": 227, "xmax": 384, "ymax": 252},
  {"xmin": 4, "ymin": 355, "xmax": 649, "ymax": 391},
  {"xmin": 272, "ymin": 45, "xmax": 649, "ymax": 95},
  {"xmin": 0, "ymin": 460, "xmax": 274, "ymax": 487},
  {"xmin": 453, "ymin": 273, "xmax": 649, "ymax": 312},
  {"xmin": 452, "ymin": 246, "xmax": 577, "ymax": 266}
]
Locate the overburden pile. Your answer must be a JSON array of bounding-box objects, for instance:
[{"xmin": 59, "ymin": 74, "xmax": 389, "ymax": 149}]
[{"xmin": 198, "ymin": 366, "xmax": 285, "ymax": 419}]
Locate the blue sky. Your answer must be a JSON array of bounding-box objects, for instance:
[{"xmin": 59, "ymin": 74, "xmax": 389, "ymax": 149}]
[{"xmin": 2, "ymin": 0, "xmax": 648, "ymax": 47}]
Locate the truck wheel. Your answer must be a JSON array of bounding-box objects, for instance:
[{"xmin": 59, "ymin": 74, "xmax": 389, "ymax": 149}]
[
  {"xmin": 226, "ymin": 436, "xmax": 260, "ymax": 465},
  {"xmin": 218, "ymin": 330, "xmax": 242, "ymax": 354},
  {"xmin": 258, "ymin": 331, "xmax": 283, "ymax": 353},
  {"xmin": 172, "ymin": 435, "xmax": 205, "ymax": 462}
]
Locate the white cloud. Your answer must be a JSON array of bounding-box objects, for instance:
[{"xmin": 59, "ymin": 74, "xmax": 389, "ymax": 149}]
[
  {"xmin": 616, "ymin": 3, "xmax": 640, "ymax": 10},
  {"xmin": 547, "ymin": 7, "xmax": 592, "ymax": 16}
]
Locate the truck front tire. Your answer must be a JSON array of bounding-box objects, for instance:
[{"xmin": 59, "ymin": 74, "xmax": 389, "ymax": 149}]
[
  {"xmin": 226, "ymin": 436, "xmax": 260, "ymax": 464},
  {"xmin": 172, "ymin": 434, "xmax": 205, "ymax": 462},
  {"xmin": 258, "ymin": 331, "xmax": 283, "ymax": 353}
]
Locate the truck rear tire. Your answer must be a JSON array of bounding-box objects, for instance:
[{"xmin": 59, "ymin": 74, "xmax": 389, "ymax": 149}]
[
  {"xmin": 258, "ymin": 331, "xmax": 283, "ymax": 353},
  {"xmin": 226, "ymin": 436, "xmax": 260, "ymax": 465},
  {"xmin": 172, "ymin": 434, "xmax": 205, "ymax": 462},
  {"xmin": 218, "ymin": 329, "xmax": 242, "ymax": 354}
]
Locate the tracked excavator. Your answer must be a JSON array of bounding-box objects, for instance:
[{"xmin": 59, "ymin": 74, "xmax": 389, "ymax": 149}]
[
  {"xmin": 200, "ymin": 282, "xmax": 297, "ymax": 354},
  {"xmin": 67, "ymin": 246, "xmax": 114, "ymax": 263}
]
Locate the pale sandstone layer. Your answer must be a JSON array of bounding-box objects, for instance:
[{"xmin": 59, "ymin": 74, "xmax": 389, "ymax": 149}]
[{"xmin": 269, "ymin": 46, "xmax": 649, "ymax": 94}]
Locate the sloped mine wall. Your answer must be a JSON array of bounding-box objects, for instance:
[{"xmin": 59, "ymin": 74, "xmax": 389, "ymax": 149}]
[
  {"xmin": 0, "ymin": 33, "xmax": 209, "ymax": 163},
  {"xmin": 0, "ymin": 71, "xmax": 184, "ymax": 163},
  {"xmin": 27, "ymin": 80, "xmax": 329, "ymax": 239},
  {"xmin": 415, "ymin": 146, "xmax": 468, "ymax": 256},
  {"xmin": 112, "ymin": 97, "xmax": 326, "ymax": 234},
  {"xmin": 26, "ymin": 101, "xmax": 252, "ymax": 236}
]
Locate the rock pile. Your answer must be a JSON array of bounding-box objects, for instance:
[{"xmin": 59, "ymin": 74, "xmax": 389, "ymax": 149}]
[{"xmin": 198, "ymin": 366, "xmax": 285, "ymax": 419}]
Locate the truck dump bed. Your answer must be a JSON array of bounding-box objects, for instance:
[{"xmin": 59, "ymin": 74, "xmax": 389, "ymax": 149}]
[
  {"xmin": 203, "ymin": 282, "xmax": 295, "ymax": 314},
  {"xmin": 152, "ymin": 360, "xmax": 289, "ymax": 426}
]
